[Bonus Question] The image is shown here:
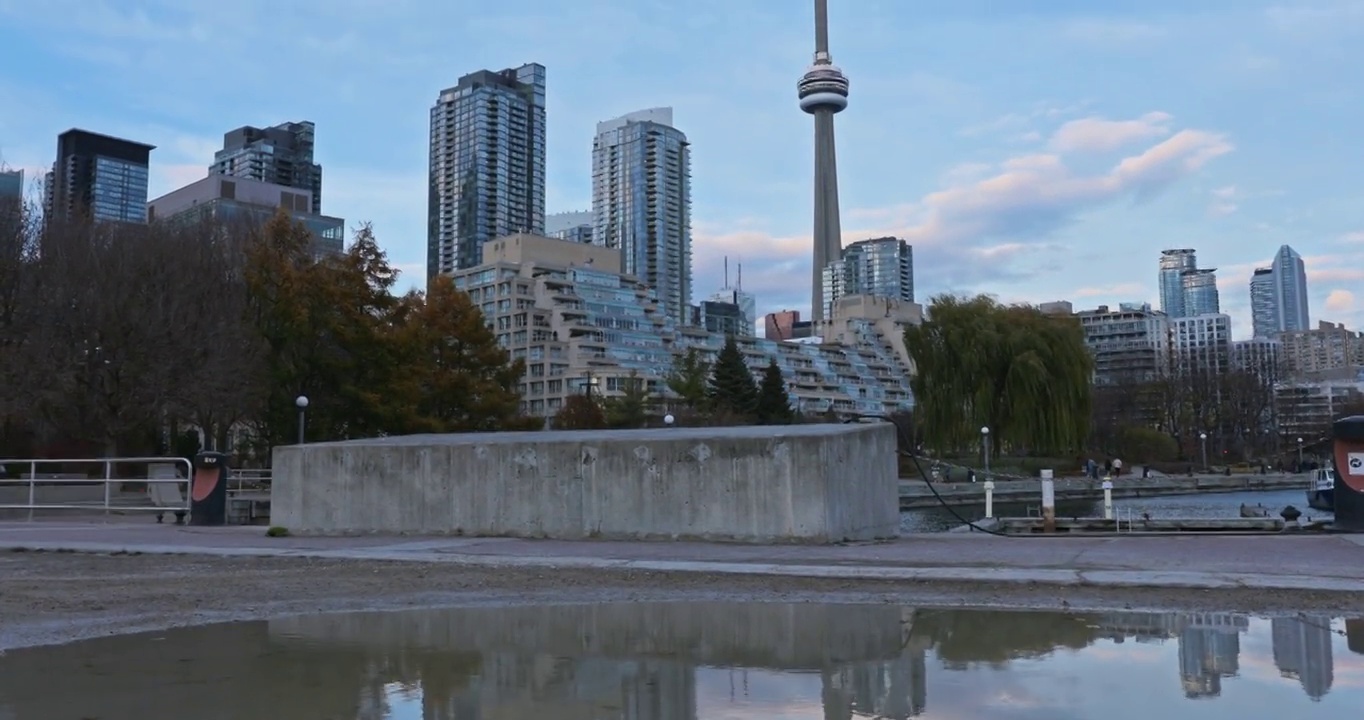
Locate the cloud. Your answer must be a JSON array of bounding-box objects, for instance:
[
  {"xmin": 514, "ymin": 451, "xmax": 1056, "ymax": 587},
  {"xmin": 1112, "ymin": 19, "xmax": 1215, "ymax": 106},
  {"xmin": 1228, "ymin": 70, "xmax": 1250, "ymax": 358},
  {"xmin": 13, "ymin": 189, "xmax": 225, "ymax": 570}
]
[
  {"xmin": 1049, "ymin": 112, "xmax": 1172, "ymax": 154},
  {"xmin": 1071, "ymin": 283, "xmax": 1147, "ymax": 299},
  {"xmin": 1325, "ymin": 289, "xmax": 1356, "ymax": 313},
  {"xmin": 1059, "ymin": 18, "xmax": 1170, "ymax": 46},
  {"xmin": 1340, "ymin": 231, "xmax": 1364, "ymax": 243},
  {"xmin": 1208, "ymin": 185, "xmax": 1238, "ymax": 217},
  {"xmin": 693, "ymin": 112, "xmax": 1233, "ymax": 317}
]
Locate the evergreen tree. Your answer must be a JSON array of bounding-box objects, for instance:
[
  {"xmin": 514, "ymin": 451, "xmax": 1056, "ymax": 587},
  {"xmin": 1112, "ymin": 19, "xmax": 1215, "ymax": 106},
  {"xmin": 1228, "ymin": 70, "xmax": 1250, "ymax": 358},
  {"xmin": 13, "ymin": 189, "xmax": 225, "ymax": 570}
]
[
  {"xmin": 708, "ymin": 335, "xmax": 758, "ymax": 420},
  {"xmin": 603, "ymin": 371, "xmax": 650, "ymax": 428},
  {"xmin": 755, "ymin": 359, "xmax": 795, "ymax": 425},
  {"xmin": 667, "ymin": 348, "xmax": 711, "ymax": 410}
]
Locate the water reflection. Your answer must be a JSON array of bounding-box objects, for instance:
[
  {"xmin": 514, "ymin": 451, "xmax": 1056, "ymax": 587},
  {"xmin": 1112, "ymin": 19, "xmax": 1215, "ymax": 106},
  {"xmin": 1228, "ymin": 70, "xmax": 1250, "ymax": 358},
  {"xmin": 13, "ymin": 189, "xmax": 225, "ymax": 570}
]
[{"xmin": 0, "ymin": 604, "xmax": 1361, "ymax": 719}]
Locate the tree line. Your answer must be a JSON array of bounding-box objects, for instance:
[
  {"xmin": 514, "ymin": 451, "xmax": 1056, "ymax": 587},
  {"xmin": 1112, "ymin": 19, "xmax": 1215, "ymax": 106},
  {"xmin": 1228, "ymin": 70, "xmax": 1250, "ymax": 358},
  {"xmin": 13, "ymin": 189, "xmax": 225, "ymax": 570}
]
[{"xmin": 0, "ymin": 203, "xmax": 529, "ymax": 460}]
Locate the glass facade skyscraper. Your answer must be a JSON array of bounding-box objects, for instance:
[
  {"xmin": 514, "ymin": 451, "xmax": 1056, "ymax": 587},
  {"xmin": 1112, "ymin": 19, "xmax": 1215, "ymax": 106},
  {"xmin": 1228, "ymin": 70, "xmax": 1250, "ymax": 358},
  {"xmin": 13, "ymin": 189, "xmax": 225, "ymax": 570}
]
[
  {"xmin": 592, "ymin": 107, "xmax": 692, "ymax": 325},
  {"xmin": 1159, "ymin": 249, "xmax": 1197, "ymax": 317},
  {"xmin": 1181, "ymin": 269, "xmax": 1221, "ymax": 316},
  {"xmin": 211, "ymin": 121, "xmax": 323, "ymax": 214},
  {"xmin": 49, "ymin": 129, "xmax": 154, "ymax": 224},
  {"xmin": 820, "ymin": 236, "xmax": 914, "ymax": 319},
  {"xmin": 0, "ymin": 170, "xmax": 21, "ymax": 200},
  {"xmin": 428, "ymin": 63, "xmax": 547, "ymax": 280},
  {"xmin": 1250, "ymin": 267, "xmax": 1277, "ymax": 338}
]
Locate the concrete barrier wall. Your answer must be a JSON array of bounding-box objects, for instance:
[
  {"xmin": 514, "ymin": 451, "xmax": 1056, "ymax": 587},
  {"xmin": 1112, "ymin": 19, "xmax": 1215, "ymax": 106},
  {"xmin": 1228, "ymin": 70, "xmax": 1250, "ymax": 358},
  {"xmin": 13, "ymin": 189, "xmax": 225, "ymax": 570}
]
[
  {"xmin": 271, "ymin": 423, "xmax": 899, "ymax": 543},
  {"xmin": 267, "ymin": 602, "xmax": 911, "ymax": 668}
]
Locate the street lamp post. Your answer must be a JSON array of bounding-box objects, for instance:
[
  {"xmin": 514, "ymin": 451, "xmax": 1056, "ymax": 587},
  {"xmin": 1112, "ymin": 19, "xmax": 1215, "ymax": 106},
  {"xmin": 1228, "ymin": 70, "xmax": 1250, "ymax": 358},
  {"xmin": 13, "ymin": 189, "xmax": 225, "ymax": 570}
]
[
  {"xmin": 295, "ymin": 395, "xmax": 309, "ymax": 445},
  {"xmin": 980, "ymin": 426, "xmax": 991, "ymax": 477},
  {"xmin": 1297, "ymin": 437, "xmax": 1304, "ymax": 469},
  {"xmin": 1199, "ymin": 432, "xmax": 1208, "ymax": 470}
]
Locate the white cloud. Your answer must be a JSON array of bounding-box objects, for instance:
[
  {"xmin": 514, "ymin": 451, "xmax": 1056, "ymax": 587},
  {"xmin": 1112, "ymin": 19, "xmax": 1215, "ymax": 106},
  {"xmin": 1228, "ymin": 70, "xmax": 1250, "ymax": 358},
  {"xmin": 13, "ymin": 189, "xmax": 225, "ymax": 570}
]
[
  {"xmin": 1325, "ymin": 289, "xmax": 1356, "ymax": 313},
  {"xmin": 1049, "ymin": 112, "xmax": 1173, "ymax": 154}
]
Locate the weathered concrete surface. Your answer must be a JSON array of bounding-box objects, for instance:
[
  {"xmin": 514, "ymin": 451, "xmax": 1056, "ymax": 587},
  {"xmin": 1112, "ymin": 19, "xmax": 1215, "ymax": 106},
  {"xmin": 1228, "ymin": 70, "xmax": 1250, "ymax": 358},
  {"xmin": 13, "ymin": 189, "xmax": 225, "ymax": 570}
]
[
  {"xmin": 899, "ymin": 473, "xmax": 1305, "ymax": 509},
  {"xmin": 271, "ymin": 424, "xmax": 899, "ymax": 543},
  {"xmin": 5, "ymin": 520, "xmax": 1364, "ymax": 592},
  {"xmin": 269, "ymin": 602, "xmax": 909, "ymax": 668}
]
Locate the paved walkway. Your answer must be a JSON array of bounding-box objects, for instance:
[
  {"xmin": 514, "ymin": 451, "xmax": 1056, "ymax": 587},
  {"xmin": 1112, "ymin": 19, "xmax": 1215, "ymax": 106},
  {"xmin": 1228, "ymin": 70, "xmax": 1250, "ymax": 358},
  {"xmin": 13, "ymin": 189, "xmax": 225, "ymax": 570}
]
[{"xmin": 2, "ymin": 520, "xmax": 1363, "ymax": 592}]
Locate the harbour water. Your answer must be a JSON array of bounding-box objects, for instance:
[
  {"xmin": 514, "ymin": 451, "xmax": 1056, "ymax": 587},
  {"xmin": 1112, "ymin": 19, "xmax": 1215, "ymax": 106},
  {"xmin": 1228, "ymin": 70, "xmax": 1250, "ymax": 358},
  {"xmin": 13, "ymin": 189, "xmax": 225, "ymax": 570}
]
[
  {"xmin": 901, "ymin": 488, "xmax": 1328, "ymax": 533},
  {"xmin": 0, "ymin": 603, "xmax": 1359, "ymax": 719}
]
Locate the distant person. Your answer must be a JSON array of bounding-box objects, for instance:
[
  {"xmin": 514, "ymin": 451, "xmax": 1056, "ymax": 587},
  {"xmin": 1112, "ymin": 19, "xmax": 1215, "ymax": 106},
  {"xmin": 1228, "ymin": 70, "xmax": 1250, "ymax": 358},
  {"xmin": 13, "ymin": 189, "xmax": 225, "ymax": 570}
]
[
  {"xmin": 1104, "ymin": 459, "xmax": 1113, "ymax": 476},
  {"xmin": 1086, "ymin": 459, "xmax": 1097, "ymax": 479},
  {"xmin": 1112, "ymin": 458, "xmax": 1123, "ymax": 477}
]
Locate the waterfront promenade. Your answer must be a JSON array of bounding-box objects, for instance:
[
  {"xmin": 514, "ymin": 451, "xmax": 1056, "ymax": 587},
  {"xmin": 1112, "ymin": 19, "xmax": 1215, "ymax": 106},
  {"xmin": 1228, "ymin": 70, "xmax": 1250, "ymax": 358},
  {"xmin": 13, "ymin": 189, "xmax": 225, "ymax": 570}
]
[{"xmin": 2, "ymin": 519, "xmax": 1362, "ymax": 593}]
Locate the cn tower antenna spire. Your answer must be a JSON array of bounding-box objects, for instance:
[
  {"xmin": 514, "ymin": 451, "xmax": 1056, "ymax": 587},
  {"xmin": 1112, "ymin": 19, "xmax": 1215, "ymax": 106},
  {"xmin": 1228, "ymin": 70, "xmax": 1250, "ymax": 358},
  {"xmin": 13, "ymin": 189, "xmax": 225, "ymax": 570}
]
[
  {"xmin": 798, "ymin": 0, "xmax": 849, "ymax": 323},
  {"xmin": 814, "ymin": 0, "xmax": 830, "ymax": 55}
]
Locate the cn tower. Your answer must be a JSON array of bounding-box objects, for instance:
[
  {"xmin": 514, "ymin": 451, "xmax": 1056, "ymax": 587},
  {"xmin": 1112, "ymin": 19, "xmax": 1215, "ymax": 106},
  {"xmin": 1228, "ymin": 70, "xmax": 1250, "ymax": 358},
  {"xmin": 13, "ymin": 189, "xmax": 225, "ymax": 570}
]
[{"xmin": 798, "ymin": 0, "xmax": 849, "ymax": 323}]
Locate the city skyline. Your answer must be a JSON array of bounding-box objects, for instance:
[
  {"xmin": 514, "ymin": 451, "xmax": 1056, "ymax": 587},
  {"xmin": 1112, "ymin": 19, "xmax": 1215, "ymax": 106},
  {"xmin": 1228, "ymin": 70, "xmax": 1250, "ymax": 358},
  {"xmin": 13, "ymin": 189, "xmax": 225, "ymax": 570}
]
[{"xmin": 1, "ymin": 1, "xmax": 1361, "ymax": 338}]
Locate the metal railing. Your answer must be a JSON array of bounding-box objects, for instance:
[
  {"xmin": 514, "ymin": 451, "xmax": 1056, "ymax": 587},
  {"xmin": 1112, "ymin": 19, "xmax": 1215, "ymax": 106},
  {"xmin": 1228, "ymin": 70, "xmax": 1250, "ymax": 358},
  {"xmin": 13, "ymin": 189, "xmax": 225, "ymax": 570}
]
[
  {"xmin": 0, "ymin": 457, "xmax": 193, "ymax": 521},
  {"xmin": 229, "ymin": 468, "xmax": 272, "ymax": 491}
]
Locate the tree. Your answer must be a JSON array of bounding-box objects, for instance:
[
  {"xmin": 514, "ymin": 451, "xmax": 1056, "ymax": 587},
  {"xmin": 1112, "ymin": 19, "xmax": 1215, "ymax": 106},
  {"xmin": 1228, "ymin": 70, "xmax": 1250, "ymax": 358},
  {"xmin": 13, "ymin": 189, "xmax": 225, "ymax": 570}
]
[
  {"xmin": 602, "ymin": 372, "xmax": 651, "ymax": 428},
  {"xmin": 904, "ymin": 295, "xmax": 1092, "ymax": 456},
  {"xmin": 553, "ymin": 394, "xmax": 607, "ymax": 430},
  {"xmin": 708, "ymin": 335, "xmax": 758, "ymax": 421},
  {"xmin": 390, "ymin": 275, "xmax": 526, "ymax": 433},
  {"xmin": 667, "ymin": 348, "xmax": 710, "ymax": 410},
  {"xmin": 755, "ymin": 360, "xmax": 794, "ymax": 425}
]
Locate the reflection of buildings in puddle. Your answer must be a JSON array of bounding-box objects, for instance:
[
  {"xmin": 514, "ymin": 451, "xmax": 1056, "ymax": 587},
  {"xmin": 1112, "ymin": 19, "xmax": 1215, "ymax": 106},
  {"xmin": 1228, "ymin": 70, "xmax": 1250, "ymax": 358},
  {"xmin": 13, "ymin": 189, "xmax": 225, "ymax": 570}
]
[
  {"xmin": 1348, "ymin": 619, "xmax": 1364, "ymax": 656},
  {"xmin": 1272, "ymin": 617, "xmax": 1335, "ymax": 700},
  {"xmin": 1096, "ymin": 611, "xmax": 1248, "ymax": 699},
  {"xmin": 1176, "ymin": 614, "xmax": 1247, "ymax": 699},
  {"xmin": 267, "ymin": 603, "xmax": 929, "ymax": 720}
]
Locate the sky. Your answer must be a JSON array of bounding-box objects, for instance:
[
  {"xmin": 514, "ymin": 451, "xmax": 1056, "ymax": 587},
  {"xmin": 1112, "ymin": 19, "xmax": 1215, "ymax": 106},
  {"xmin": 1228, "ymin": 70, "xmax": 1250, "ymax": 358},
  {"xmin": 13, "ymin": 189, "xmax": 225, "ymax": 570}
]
[{"xmin": 1, "ymin": 0, "xmax": 1361, "ymax": 339}]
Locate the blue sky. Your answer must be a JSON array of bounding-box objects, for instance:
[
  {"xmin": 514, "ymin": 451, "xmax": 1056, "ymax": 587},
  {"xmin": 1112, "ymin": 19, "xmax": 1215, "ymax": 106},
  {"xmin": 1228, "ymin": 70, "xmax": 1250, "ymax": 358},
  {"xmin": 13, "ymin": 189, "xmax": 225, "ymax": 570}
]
[{"xmin": 1, "ymin": 0, "xmax": 1361, "ymax": 338}]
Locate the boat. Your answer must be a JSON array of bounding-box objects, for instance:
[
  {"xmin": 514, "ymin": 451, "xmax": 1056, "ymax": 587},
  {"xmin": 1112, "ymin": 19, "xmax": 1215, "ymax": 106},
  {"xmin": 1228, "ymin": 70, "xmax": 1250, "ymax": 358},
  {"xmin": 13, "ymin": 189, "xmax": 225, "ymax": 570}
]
[{"xmin": 1306, "ymin": 466, "xmax": 1334, "ymax": 512}]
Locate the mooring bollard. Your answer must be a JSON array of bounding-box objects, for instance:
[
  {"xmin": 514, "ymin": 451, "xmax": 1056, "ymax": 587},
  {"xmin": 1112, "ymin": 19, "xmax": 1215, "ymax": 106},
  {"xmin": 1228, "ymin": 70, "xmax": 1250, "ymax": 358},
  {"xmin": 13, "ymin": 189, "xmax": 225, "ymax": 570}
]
[
  {"xmin": 983, "ymin": 480, "xmax": 995, "ymax": 519},
  {"xmin": 1040, "ymin": 469, "xmax": 1056, "ymax": 533},
  {"xmin": 1102, "ymin": 480, "xmax": 1114, "ymax": 520}
]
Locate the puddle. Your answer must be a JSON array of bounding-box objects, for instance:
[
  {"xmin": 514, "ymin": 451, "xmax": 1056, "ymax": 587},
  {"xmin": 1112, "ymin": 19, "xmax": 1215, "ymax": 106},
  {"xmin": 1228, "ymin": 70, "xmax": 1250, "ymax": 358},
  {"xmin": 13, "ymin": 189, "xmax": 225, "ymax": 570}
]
[{"xmin": 1, "ymin": 603, "xmax": 1361, "ymax": 718}]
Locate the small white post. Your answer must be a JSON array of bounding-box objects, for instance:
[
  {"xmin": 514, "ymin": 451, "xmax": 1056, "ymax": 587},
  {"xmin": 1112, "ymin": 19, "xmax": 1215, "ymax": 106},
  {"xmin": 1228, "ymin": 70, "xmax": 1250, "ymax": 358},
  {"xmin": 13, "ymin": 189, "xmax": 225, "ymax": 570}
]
[
  {"xmin": 1102, "ymin": 480, "xmax": 1114, "ymax": 520},
  {"xmin": 983, "ymin": 480, "xmax": 995, "ymax": 519},
  {"xmin": 1040, "ymin": 469, "xmax": 1056, "ymax": 533}
]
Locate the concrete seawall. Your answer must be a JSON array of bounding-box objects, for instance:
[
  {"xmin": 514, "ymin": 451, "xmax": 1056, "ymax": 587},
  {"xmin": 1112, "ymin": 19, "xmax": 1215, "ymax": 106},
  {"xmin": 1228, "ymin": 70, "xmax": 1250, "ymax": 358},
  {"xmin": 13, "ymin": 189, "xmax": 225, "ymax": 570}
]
[
  {"xmin": 267, "ymin": 602, "xmax": 911, "ymax": 669},
  {"xmin": 899, "ymin": 473, "xmax": 1306, "ymax": 509},
  {"xmin": 271, "ymin": 423, "xmax": 899, "ymax": 543}
]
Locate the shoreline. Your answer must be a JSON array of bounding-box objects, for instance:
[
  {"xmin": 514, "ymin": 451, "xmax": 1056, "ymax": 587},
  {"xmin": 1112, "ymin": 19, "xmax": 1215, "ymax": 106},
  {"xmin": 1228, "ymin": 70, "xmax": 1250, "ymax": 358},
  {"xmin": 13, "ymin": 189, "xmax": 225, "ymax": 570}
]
[{"xmin": 4, "ymin": 551, "xmax": 1364, "ymax": 651}]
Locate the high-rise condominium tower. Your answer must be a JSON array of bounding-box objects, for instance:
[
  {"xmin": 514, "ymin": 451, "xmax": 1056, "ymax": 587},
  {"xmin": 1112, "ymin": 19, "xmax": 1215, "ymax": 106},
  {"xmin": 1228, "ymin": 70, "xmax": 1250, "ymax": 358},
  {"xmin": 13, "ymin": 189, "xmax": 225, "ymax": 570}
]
[
  {"xmin": 1251, "ymin": 244, "xmax": 1310, "ymax": 337},
  {"xmin": 427, "ymin": 63, "xmax": 546, "ymax": 280},
  {"xmin": 798, "ymin": 0, "xmax": 850, "ymax": 323},
  {"xmin": 1250, "ymin": 268, "xmax": 1277, "ymax": 338},
  {"xmin": 48, "ymin": 129, "xmax": 154, "ymax": 223},
  {"xmin": 592, "ymin": 107, "xmax": 692, "ymax": 323},
  {"xmin": 820, "ymin": 236, "xmax": 914, "ymax": 318},
  {"xmin": 1159, "ymin": 249, "xmax": 1197, "ymax": 317},
  {"xmin": 1181, "ymin": 268, "xmax": 1221, "ymax": 316},
  {"xmin": 211, "ymin": 121, "xmax": 322, "ymax": 214}
]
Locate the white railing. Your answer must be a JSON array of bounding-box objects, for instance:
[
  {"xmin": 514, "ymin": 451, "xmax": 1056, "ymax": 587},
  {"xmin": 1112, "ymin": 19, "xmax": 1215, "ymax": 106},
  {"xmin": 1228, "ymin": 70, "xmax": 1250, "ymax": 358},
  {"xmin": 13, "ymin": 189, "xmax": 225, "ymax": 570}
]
[
  {"xmin": 0, "ymin": 457, "xmax": 193, "ymax": 520},
  {"xmin": 229, "ymin": 468, "xmax": 272, "ymax": 491}
]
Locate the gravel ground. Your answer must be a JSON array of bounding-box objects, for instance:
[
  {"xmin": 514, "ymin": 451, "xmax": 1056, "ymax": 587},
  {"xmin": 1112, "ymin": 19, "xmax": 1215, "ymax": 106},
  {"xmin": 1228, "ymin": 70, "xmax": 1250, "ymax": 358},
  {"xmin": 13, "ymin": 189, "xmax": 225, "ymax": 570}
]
[{"xmin": 3, "ymin": 550, "xmax": 1363, "ymax": 650}]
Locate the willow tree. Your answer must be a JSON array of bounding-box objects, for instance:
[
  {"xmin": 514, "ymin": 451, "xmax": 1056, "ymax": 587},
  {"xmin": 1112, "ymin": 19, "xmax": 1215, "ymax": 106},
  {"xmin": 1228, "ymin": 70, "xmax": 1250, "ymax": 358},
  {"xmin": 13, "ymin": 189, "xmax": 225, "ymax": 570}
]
[{"xmin": 904, "ymin": 294, "xmax": 1092, "ymax": 456}]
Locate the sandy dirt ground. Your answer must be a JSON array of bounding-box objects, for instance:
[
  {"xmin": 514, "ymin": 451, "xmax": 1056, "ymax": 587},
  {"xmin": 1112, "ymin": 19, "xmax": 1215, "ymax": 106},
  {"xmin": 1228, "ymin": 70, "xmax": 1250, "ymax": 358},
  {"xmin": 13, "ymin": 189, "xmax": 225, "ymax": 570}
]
[{"xmin": 3, "ymin": 550, "xmax": 1363, "ymax": 650}]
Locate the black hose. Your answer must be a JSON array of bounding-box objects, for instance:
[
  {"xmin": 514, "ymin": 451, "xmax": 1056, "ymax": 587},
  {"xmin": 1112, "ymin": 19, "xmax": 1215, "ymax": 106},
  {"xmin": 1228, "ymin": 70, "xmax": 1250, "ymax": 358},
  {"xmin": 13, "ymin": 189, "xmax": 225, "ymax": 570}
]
[
  {"xmin": 843, "ymin": 413, "xmax": 1019, "ymax": 537},
  {"xmin": 902, "ymin": 448, "xmax": 1017, "ymax": 537}
]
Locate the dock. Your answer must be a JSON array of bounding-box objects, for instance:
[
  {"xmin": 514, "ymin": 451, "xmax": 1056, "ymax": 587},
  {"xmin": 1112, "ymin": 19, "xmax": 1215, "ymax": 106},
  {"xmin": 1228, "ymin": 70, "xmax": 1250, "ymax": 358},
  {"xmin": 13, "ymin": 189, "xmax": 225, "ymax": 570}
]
[{"xmin": 898, "ymin": 473, "xmax": 1305, "ymax": 510}]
